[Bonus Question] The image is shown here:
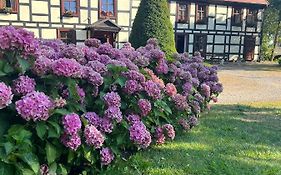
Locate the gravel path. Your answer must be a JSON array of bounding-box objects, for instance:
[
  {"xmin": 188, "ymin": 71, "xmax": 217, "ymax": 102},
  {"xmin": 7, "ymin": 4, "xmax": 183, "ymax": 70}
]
[{"xmin": 217, "ymin": 62, "xmax": 281, "ymax": 104}]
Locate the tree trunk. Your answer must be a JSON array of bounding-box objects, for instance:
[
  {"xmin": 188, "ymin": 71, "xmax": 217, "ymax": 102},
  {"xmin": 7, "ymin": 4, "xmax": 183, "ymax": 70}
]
[{"xmin": 271, "ymin": 21, "xmax": 281, "ymax": 61}]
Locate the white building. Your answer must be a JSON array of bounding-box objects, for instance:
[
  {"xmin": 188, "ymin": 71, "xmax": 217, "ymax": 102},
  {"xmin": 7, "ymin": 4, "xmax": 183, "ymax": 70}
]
[{"xmin": 0, "ymin": 0, "xmax": 267, "ymax": 61}]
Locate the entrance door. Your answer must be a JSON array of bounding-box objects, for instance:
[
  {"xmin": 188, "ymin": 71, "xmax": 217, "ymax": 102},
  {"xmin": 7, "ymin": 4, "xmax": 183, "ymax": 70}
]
[
  {"xmin": 244, "ymin": 36, "xmax": 256, "ymax": 61},
  {"xmin": 194, "ymin": 34, "xmax": 207, "ymax": 57},
  {"xmin": 91, "ymin": 31, "xmax": 115, "ymax": 45},
  {"xmin": 176, "ymin": 34, "xmax": 185, "ymax": 53}
]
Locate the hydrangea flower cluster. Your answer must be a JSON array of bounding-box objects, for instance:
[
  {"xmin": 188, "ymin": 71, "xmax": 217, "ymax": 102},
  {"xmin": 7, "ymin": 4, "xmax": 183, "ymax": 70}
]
[
  {"xmin": 0, "ymin": 82, "xmax": 13, "ymax": 109},
  {"xmin": 12, "ymin": 75, "xmax": 36, "ymax": 96},
  {"xmin": 163, "ymin": 124, "xmax": 176, "ymax": 140},
  {"xmin": 0, "ymin": 26, "xmax": 39, "ymax": 56},
  {"xmin": 103, "ymin": 92, "xmax": 121, "ymax": 107},
  {"xmin": 52, "ymin": 58, "xmax": 82, "ymax": 78},
  {"xmin": 143, "ymin": 80, "xmax": 162, "ymax": 100},
  {"xmin": 61, "ymin": 113, "xmax": 82, "ymax": 151},
  {"xmin": 129, "ymin": 121, "xmax": 151, "ymax": 149},
  {"xmin": 15, "ymin": 91, "xmax": 53, "ymax": 121},
  {"xmin": 165, "ymin": 83, "xmax": 177, "ymax": 97},
  {"xmin": 100, "ymin": 147, "xmax": 115, "ymax": 165},
  {"xmin": 138, "ymin": 99, "xmax": 151, "ymax": 116},
  {"xmin": 84, "ymin": 125, "xmax": 105, "ymax": 149}
]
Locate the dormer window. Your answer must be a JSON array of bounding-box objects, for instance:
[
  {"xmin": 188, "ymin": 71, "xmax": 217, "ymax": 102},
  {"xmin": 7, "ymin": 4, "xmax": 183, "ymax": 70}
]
[
  {"xmin": 232, "ymin": 8, "xmax": 243, "ymax": 26},
  {"xmin": 0, "ymin": 0, "xmax": 18, "ymax": 13},
  {"xmin": 99, "ymin": 0, "xmax": 116, "ymax": 19},
  {"xmin": 61, "ymin": 0, "xmax": 80, "ymax": 17},
  {"xmin": 196, "ymin": 4, "xmax": 208, "ymax": 24},
  {"xmin": 177, "ymin": 4, "xmax": 188, "ymax": 23},
  {"xmin": 246, "ymin": 9, "xmax": 257, "ymax": 27}
]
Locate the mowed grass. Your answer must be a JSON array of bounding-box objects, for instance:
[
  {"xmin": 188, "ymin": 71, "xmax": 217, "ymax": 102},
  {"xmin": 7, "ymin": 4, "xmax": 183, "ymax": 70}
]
[{"xmin": 105, "ymin": 103, "xmax": 281, "ymax": 175}]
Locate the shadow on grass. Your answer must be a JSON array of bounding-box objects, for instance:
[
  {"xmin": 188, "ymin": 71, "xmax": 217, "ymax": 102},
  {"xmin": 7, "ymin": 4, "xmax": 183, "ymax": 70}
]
[
  {"xmin": 106, "ymin": 104, "xmax": 281, "ymax": 175},
  {"xmin": 218, "ymin": 63, "xmax": 281, "ymax": 72}
]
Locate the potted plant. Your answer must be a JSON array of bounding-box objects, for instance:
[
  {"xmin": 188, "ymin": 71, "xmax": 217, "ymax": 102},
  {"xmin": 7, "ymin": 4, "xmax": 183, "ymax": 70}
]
[
  {"xmin": 0, "ymin": 7, "xmax": 12, "ymax": 13},
  {"xmin": 63, "ymin": 10, "xmax": 74, "ymax": 17}
]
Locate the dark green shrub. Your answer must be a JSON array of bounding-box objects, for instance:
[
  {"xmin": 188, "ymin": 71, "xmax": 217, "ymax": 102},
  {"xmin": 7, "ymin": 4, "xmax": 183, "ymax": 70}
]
[{"xmin": 129, "ymin": 0, "xmax": 176, "ymax": 58}]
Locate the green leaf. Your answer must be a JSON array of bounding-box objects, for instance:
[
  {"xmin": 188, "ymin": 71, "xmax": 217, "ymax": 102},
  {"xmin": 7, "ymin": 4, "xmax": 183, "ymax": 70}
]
[
  {"xmin": 20, "ymin": 153, "xmax": 39, "ymax": 174},
  {"xmin": 3, "ymin": 63, "xmax": 14, "ymax": 74},
  {"xmin": 3, "ymin": 142, "xmax": 13, "ymax": 155},
  {"xmin": 35, "ymin": 122, "xmax": 47, "ymax": 140},
  {"xmin": 0, "ymin": 162, "xmax": 15, "ymax": 175},
  {"xmin": 16, "ymin": 57, "xmax": 30, "ymax": 73},
  {"xmin": 8, "ymin": 125, "xmax": 32, "ymax": 143},
  {"xmin": 53, "ymin": 108, "xmax": 70, "ymax": 115},
  {"xmin": 67, "ymin": 151, "xmax": 75, "ymax": 163},
  {"xmin": 66, "ymin": 79, "xmax": 79, "ymax": 101},
  {"xmin": 49, "ymin": 162, "xmax": 57, "ymax": 174},
  {"xmin": 21, "ymin": 169, "xmax": 35, "ymax": 175},
  {"xmin": 115, "ymin": 77, "xmax": 127, "ymax": 87},
  {"xmin": 0, "ymin": 114, "xmax": 11, "ymax": 137},
  {"xmin": 57, "ymin": 164, "xmax": 68, "ymax": 175},
  {"xmin": 48, "ymin": 121, "xmax": 61, "ymax": 136},
  {"xmin": 46, "ymin": 142, "xmax": 57, "ymax": 164}
]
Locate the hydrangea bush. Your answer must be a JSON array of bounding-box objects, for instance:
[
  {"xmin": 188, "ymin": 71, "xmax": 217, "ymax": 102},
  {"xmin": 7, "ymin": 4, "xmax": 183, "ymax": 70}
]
[{"xmin": 0, "ymin": 26, "xmax": 223, "ymax": 175}]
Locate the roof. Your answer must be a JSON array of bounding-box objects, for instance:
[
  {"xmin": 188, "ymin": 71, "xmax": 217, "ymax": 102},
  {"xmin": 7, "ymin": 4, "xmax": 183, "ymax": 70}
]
[
  {"xmin": 221, "ymin": 0, "xmax": 268, "ymax": 5},
  {"xmin": 84, "ymin": 19, "xmax": 121, "ymax": 32}
]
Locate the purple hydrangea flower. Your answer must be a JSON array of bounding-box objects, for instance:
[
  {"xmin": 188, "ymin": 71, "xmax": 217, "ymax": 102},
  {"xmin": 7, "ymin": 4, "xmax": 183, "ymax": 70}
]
[
  {"xmin": 52, "ymin": 58, "xmax": 82, "ymax": 78},
  {"xmin": 84, "ymin": 38, "xmax": 101, "ymax": 48},
  {"xmin": 87, "ymin": 70, "xmax": 104, "ymax": 86},
  {"xmin": 103, "ymin": 92, "xmax": 121, "ymax": 107},
  {"xmin": 85, "ymin": 49, "xmax": 100, "ymax": 61},
  {"xmin": 100, "ymin": 147, "xmax": 115, "ymax": 165},
  {"xmin": 99, "ymin": 54, "xmax": 111, "ymax": 64},
  {"xmin": 62, "ymin": 44, "xmax": 86, "ymax": 64},
  {"xmin": 126, "ymin": 114, "xmax": 141, "ymax": 125},
  {"xmin": 156, "ymin": 59, "xmax": 168, "ymax": 74},
  {"xmin": 122, "ymin": 70, "xmax": 146, "ymax": 82},
  {"xmin": 84, "ymin": 125, "xmax": 104, "ymax": 149},
  {"xmin": 15, "ymin": 91, "xmax": 53, "ymax": 121},
  {"xmin": 182, "ymin": 82, "xmax": 193, "ymax": 96},
  {"xmin": 99, "ymin": 117, "xmax": 114, "ymax": 133},
  {"xmin": 33, "ymin": 56, "xmax": 52, "ymax": 75},
  {"xmin": 189, "ymin": 116, "xmax": 199, "ymax": 127},
  {"xmin": 12, "ymin": 75, "xmax": 36, "ymax": 96},
  {"xmin": 129, "ymin": 121, "xmax": 151, "ymax": 149},
  {"xmin": 178, "ymin": 118, "xmax": 191, "ymax": 131},
  {"xmin": 138, "ymin": 99, "xmax": 151, "ymax": 116},
  {"xmin": 155, "ymin": 126, "xmax": 165, "ymax": 145},
  {"xmin": 124, "ymin": 80, "xmax": 142, "ymax": 94},
  {"xmin": 172, "ymin": 94, "xmax": 189, "ymax": 111},
  {"xmin": 84, "ymin": 112, "xmax": 100, "ymax": 128},
  {"xmin": 61, "ymin": 85, "xmax": 85, "ymax": 103},
  {"xmin": 163, "ymin": 124, "xmax": 175, "ymax": 140},
  {"xmin": 86, "ymin": 61, "xmax": 108, "ymax": 75},
  {"xmin": 0, "ymin": 82, "xmax": 13, "ymax": 109},
  {"xmin": 200, "ymin": 83, "xmax": 211, "ymax": 99},
  {"xmin": 61, "ymin": 133, "xmax": 81, "ymax": 151},
  {"xmin": 62, "ymin": 113, "xmax": 82, "ymax": 135},
  {"xmin": 104, "ymin": 106, "xmax": 123, "ymax": 123},
  {"xmin": 143, "ymin": 80, "xmax": 162, "ymax": 100}
]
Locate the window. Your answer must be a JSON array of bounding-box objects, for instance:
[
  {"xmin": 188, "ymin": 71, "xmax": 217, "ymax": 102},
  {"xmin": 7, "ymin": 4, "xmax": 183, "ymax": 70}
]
[
  {"xmin": 232, "ymin": 8, "xmax": 243, "ymax": 26},
  {"xmin": 99, "ymin": 0, "xmax": 116, "ymax": 18},
  {"xmin": 177, "ymin": 4, "xmax": 188, "ymax": 23},
  {"xmin": 61, "ymin": 0, "xmax": 80, "ymax": 17},
  {"xmin": 246, "ymin": 9, "xmax": 257, "ymax": 27},
  {"xmin": 0, "ymin": 0, "xmax": 18, "ymax": 13},
  {"xmin": 57, "ymin": 29, "xmax": 76, "ymax": 44},
  {"xmin": 196, "ymin": 4, "xmax": 208, "ymax": 24}
]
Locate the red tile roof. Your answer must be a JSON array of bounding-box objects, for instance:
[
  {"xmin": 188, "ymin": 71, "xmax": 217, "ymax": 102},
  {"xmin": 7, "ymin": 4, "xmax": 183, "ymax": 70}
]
[{"xmin": 221, "ymin": 0, "xmax": 268, "ymax": 5}]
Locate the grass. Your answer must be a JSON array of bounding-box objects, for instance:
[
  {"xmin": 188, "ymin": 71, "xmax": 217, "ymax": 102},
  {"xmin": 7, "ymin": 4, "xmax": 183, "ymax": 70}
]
[{"xmin": 105, "ymin": 103, "xmax": 281, "ymax": 175}]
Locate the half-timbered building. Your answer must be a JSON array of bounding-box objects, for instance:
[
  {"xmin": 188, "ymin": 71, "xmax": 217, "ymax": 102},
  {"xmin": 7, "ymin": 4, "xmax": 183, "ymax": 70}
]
[{"xmin": 0, "ymin": 0, "xmax": 267, "ymax": 61}]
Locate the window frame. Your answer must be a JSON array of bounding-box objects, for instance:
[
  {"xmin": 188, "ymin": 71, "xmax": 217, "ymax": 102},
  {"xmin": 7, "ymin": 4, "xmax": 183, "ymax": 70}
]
[
  {"xmin": 176, "ymin": 3, "xmax": 189, "ymax": 23},
  {"xmin": 232, "ymin": 7, "xmax": 243, "ymax": 26},
  {"xmin": 195, "ymin": 4, "xmax": 208, "ymax": 24},
  {"xmin": 246, "ymin": 9, "xmax": 258, "ymax": 27},
  {"xmin": 99, "ymin": 0, "xmax": 117, "ymax": 19},
  {"xmin": 57, "ymin": 28, "xmax": 76, "ymax": 44},
  {"xmin": 0, "ymin": 0, "xmax": 19, "ymax": 13},
  {"xmin": 61, "ymin": 0, "xmax": 80, "ymax": 17}
]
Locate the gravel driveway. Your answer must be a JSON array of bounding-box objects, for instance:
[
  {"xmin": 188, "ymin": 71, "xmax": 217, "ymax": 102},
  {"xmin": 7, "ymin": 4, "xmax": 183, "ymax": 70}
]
[{"xmin": 217, "ymin": 62, "xmax": 281, "ymax": 104}]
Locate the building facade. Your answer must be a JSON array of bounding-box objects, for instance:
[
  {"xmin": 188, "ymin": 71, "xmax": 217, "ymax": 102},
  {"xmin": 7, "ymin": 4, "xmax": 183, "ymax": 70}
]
[{"xmin": 0, "ymin": 0, "xmax": 267, "ymax": 61}]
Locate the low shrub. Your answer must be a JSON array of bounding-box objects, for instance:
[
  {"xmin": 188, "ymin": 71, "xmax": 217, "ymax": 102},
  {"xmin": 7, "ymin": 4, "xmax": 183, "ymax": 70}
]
[{"xmin": 0, "ymin": 26, "xmax": 222, "ymax": 175}]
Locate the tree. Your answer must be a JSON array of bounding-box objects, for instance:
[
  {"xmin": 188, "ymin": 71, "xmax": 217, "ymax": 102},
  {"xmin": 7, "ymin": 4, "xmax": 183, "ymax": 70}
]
[
  {"xmin": 129, "ymin": 0, "xmax": 176, "ymax": 58},
  {"xmin": 262, "ymin": 0, "xmax": 281, "ymax": 61}
]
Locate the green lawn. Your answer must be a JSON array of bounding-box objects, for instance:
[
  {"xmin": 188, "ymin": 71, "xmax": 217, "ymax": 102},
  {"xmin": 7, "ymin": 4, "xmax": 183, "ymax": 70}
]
[{"xmin": 105, "ymin": 104, "xmax": 281, "ymax": 175}]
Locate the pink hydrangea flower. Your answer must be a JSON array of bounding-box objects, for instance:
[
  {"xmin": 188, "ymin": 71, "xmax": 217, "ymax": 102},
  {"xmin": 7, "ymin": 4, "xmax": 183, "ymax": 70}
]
[
  {"xmin": 138, "ymin": 99, "xmax": 151, "ymax": 116},
  {"xmin": 15, "ymin": 91, "xmax": 53, "ymax": 121},
  {"xmin": 12, "ymin": 75, "xmax": 36, "ymax": 96},
  {"xmin": 100, "ymin": 147, "xmax": 115, "ymax": 165},
  {"xmin": 62, "ymin": 113, "xmax": 82, "ymax": 135},
  {"xmin": 165, "ymin": 83, "xmax": 177, "ymax": 97},
  {"xmin": 0, "ymin": 82, "xmax": 13, "ymax": 109},
  {"xmin": 84, "ymin": 125, "xmax": 104, "ymax": 149}
]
